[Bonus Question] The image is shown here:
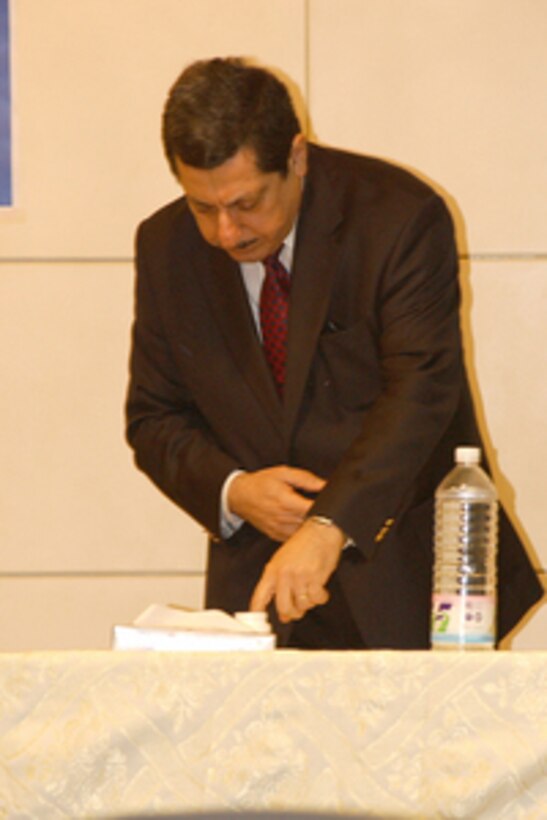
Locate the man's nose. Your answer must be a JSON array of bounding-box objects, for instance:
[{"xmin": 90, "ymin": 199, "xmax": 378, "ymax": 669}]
[{"xmin": 216, "ymin": 208, "xmax": 241, "ymax": 249}]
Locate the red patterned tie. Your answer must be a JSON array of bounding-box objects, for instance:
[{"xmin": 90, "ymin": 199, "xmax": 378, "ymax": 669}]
[{"xmin": 260, "ymin": 248, "xmax": 290, "ymax": 396}]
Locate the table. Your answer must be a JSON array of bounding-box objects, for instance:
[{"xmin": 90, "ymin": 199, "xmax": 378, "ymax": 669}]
[{"xmin": 1, "ymin": 650, "xmax": 546, "ymax": 818}]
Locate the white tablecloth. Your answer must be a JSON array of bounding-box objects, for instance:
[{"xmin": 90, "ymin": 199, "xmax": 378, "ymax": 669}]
[{"xmin": 1, "ymin": 650, "xmax": 546, "ymax": 818}]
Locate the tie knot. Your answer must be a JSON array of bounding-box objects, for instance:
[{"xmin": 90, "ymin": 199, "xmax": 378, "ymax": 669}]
[
  {"xmin": 263, "ymin": 247, "xmax": 290, "ymax": 293},
  {"xmin": 263, "ymin": 245, "xmax": 284, "ymax": 265}
]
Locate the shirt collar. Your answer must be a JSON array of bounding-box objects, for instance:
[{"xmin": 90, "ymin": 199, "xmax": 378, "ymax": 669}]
[{"xmin": 278, "ymin": 222, "xmax": 296, "ymax": 272}]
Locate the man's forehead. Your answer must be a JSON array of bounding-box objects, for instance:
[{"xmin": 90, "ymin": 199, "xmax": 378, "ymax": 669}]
[{"xmin": 175, "ymin": 150, "xmax": 273, "ymax": 206}]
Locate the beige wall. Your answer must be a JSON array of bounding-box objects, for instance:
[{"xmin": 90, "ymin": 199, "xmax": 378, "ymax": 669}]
[{"xmin": 1, "ymin": 0, "xmax": 545, "ymax": 650}]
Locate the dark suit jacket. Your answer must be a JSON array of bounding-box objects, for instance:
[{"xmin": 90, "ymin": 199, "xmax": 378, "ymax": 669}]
[{"xmin": 126, "ymin": 144, "xmax": 542, "ymax": 647}]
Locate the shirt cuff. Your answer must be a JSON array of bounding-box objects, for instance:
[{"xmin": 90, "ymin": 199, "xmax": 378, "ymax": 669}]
[{"xmin": 220, "ymin": 469, "xmax": 246, "ymax": 539}]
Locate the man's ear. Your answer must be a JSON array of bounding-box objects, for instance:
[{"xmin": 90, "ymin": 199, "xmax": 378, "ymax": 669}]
[{"xmin": 290, "ymin": 133, "xmax": 308, "ymax": 178}]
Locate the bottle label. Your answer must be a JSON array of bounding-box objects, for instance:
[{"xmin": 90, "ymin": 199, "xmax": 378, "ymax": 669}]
[{"xmin": 431, "ymin": 593, "xmax": 496, "ymax": 647}]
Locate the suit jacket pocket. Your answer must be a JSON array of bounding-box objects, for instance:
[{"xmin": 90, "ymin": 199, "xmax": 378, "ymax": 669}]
[{"xmin": 317, "ymin": 318, "xmax": 382, "ymax": 410}]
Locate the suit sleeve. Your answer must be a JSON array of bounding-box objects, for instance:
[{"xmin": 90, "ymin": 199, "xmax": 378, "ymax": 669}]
[
  {"xmin": 310, "ymin": 194, "xmax": 466, "ymax": 554},
  {"xmin": 125, "ymin": 223, "xmax": 239, "ymax": 536}
]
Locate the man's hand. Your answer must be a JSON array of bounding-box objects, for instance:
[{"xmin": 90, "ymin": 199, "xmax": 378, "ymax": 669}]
[
  {"xmin": 249, "ymin": 517, "xmax": 345, "ymax": 623},
  {"xmin": 227, "ymin": 466, "xmax": 325, "ymax": 542}
]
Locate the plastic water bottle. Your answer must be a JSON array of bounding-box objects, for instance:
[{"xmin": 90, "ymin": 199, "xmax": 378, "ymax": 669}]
[{"xmin": 431, "ymin": 446, "xmax": 498, "ymax": 650}]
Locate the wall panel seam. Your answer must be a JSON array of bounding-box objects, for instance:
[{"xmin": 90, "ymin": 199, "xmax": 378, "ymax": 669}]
[
  {"xmin": 1, "ymin": 253, "xmax": 547, "ymax": 265},
  {"xmin": 1, "ymin": 570, "xmax": 205, "ymax": 578},
  {"xmin": 0, "ymin": 257, "xmax": 133, "ymax": 264}
]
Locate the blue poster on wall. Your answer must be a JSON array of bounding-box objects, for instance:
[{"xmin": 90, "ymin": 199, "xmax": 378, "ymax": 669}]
[{"xmin": 0, "ymin": 0, "xmax": 12, "ymax": 206}]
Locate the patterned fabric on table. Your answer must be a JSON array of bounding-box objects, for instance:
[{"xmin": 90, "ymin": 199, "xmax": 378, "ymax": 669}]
[{"xmin": 1, "ymin": 650, "xmax": 547, "ymax": 818}]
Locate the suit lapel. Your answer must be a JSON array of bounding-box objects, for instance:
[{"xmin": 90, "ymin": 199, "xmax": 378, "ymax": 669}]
[{"xmin": 284, "ymin": 152, "xmax": 345, "ymax": 435}]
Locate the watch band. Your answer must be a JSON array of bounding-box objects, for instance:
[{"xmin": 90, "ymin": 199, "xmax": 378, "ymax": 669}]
[{"xmin": 307, "ymin": 515, "xmax": 355, "ymax": 548}]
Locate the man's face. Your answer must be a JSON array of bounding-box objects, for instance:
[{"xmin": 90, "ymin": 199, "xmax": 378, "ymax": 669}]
[{"xmin": 174, "ymin": 136, "xmax": 307, "ymax": 263}]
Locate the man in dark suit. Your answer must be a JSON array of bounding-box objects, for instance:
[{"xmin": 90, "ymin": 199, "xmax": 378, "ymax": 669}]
[{"xmin": 126, "ymin": 57, "xmax": 542, "ymax": 648}]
